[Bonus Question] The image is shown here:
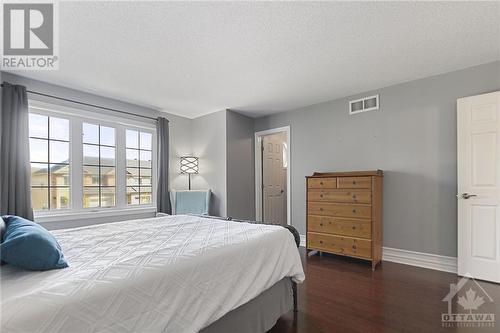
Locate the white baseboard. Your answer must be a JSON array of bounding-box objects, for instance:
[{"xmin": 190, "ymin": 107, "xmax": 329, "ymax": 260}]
[
  {"xmin": 382, "ymin": 247, "xmax": 457, "ymax": 273},
  {"xmin": 299, "ymin": 234, "xmax": 457, "ymax": 274}
]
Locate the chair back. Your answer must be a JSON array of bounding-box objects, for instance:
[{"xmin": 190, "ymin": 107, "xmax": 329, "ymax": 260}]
[{"xmin": 171, "ymin": 190, "xmax": 211, "ymax": 215}]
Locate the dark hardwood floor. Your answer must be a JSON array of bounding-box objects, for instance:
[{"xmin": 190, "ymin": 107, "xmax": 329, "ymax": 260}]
[{"xmin": 269, "ymin": 248, "xmax": 500, "ymax": 333}]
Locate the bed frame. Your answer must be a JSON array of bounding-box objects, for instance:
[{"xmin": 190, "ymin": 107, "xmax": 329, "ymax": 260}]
[{"xmin": 196, "ymin": 215, "xmax": 300, "ymax": 332}]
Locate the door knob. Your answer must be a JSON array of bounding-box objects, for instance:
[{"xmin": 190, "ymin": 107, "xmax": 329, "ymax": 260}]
[{"xmin": 460, "ymin": 193, "xmax": 478, "ymax": 199}]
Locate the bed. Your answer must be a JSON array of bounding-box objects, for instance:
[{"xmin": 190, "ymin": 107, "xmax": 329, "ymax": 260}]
[{"xmin": 1, "ymin": 215, "xmax": 305, "ymax": 333}]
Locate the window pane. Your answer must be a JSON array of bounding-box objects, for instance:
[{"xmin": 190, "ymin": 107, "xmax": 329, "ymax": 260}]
[
  {"xmin": 49, "ymin": 117, "xmax": 69, "ymax": 141},
  {"xmin": 83, "ymin": 144, "xmax": 99, "ymax": 165},
  {"xmin": 126, "ymin": 149, "xmax": 139, "ymax": 167},
  {"xmin": 30, "ymin": 114, "xmax": 71, "ymax": 212},
  {"xmin": 126, "ymin": 167, "xmax": 139, "ymax": 186},
  {"xmin": 140, "ymin": 177, "xmax": 152, "ymax": 186},
  {"xmin": 140, "ymin": 132, "xmax": 152, "ymax": 150},
  {"xmin": 83, "ymin": 123, "xmax": 99, "ymax": 144},
  {"xmin": 140, "ymin": 168, "xmax": 152, "ymax": 178},
  {"xmin": 100, "ymin": 147, "xmax": 115, "ymax": 166},
  {"xmin": 141, "ymin": 187, "xmax": 152, "ymax": 205},
  {"xmin": 126, "ymin": 130, "xmax": 139, "ymax": 149},
  {"xmin": 50, "ymin": 141, "xmax": 69, "ymax": 163},
  {"xmin": 32, "ymin": 187, "xmax": 49, "ymax": 210},
  {"xmin": 101, "ymin": 167, "xmax": 115, "ymax": 186},
  {"xmin": 100, "ymin": 126, "xmax": 115, "ymax": 146},
  {"xmin": 83, "ymin": 165, "xmax": 99, "ymax": 186},
  {"xmin": 29, "ymin": 114, "xmax": 48, "ymax": 138},
  {"xmin": 127, "ymin": 186, "xmax": 140, "ymax": 205},
  {"xmin": 31, "ymin": 163, "xmax": 48, "ymax": 186},
  {"xmin": 83, "ymin": 187, "xmax": 99, "ymax": 208},
  {"xmin": 101, "ymin": 187, "xmax": 115, "ymax": 207},
  {"xmin": 30, "ymin": 138, "xmax": 48, "ymax": 163},
  {"xmin": 50, "ymin": 187, "xmax": 69, "ymax": 209},
  {"xmin": 140, "ymin": 168, "xmax": 151, "ymax": 185},
  {"xmin": 50, "ymin": 164, "xmax": 70, "ymax": 186},
  {"xmin": 140, "ymin": 151, "xmax": 152, "ymax": 168}
]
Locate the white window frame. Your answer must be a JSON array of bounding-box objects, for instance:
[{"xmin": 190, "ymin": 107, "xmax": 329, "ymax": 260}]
[
  {"xmin": 29, "ymin": 113, "xmax": 72, "ymax": 212},
  {"xmin": 29, "ymin": 100, "xmax": 157, "ymax": 223}
]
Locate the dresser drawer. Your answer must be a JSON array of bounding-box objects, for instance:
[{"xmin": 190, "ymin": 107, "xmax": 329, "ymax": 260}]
[
  {"xmin": 307, "ymin": 189, "xmax": 371, "ymax": 204},
  {"xmin": 307, "ymin": 178, "xmax": 337, "ymax": 189},
  {"xmin": 337, "ymin": 176, "xmax": 372, "ymax": 189},
  {"xmin": 307, "ymin": 232, "xmax": 372, "ymax": 259},
  {"xmin": 308, "ymin": 202, "xmax": 372, "ymax": 219},
  {"xmin": 308, "ymin": 215, "xmax": 371, "ymax": 238}
]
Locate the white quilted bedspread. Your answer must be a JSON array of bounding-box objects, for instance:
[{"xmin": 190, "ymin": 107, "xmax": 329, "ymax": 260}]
[{"xmin": 1, "ymin": 215, "xmax": 304, "ymax": 333}]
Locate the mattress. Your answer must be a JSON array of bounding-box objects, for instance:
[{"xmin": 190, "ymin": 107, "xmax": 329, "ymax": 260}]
[{"xmin": 1, "ymin": 215, "xmax": 305, "ymax": 333}]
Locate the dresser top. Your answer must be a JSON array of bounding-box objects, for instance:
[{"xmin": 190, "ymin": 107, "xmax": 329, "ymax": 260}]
[{"xmin": 306, "ymin": 170, "xmax": 383, "ymax": 178}]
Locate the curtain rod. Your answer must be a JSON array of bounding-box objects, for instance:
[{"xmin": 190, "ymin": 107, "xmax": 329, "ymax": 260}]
[{"xmin": 1, "ymin": 83, "xmax": 158, "ymax": 121}]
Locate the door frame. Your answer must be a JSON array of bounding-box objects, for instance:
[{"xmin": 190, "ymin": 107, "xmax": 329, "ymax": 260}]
[{"xmin": 254, "ymin": 126, "xmax": 291, "ymax": 225}]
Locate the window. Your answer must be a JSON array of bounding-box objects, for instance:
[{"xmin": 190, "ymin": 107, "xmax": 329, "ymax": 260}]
[
  {"xmin": 83, "ymin": 123, "xmax": 116, "ymax": 208},
  {"xmin": 28, "ymin": 102, "xmax": 156, "ymax": 215},
  {"xmin": 29, "ymin": 114, "xmax": 70, "ymax": 210},
  {"xmin": 126, "ymin": 130, "xmax": 153, "ymax": 205}
]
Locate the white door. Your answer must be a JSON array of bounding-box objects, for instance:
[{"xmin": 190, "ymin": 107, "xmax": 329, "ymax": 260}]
[
  {"xmin": 262, "ymin": 133, "xmax": 286, "ymax": 225},
  {"xmin": 458, "ymin": 91, "xmax": 500, "ymax": 283}
]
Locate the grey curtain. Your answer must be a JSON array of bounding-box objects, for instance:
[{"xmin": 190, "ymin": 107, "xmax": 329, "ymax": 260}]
[
  {"xmin": 0, "ymin": 83, "xmax": 33, "ymax": 219},
  {"xmin": 157, "ymin": 117, "xmax": 171, "ymax": 214}
]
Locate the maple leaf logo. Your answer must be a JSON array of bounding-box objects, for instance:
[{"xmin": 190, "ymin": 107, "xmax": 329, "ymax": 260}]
[{"xmin": 457, "ymin": 288, "xmax": 485, "ymax": 313}]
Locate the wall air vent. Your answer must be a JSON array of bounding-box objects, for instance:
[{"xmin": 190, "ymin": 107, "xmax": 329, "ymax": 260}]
[{"xmin": 349, "ymin": 94, "xmax": 379, "ymax": 115}]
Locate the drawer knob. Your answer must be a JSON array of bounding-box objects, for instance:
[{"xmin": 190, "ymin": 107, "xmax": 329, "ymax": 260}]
[
  {"xmin": 320, "ymin": 207, "xmax": 324, "ymax": 211},
  {"xmin": 320, "ymin": 181, "xmax": 324, "ymax": 185},
  {"xmin": 320, "ymin": 194, "xmax": 323, "ymax": 198},
  {"xmin": 319, "ymin": 223, "xmax": 323, "ymax": 226},
  {"xmin": 353, "ymin": 180, "xmax": 356, "ymax": 185},
  {"xmin": 319, "ymin": 240, "xmax": 323, "ymax": 244},
  {"xmin": 352, "ymin": 194, "xmax": 357, "ymax": 199},
  {"xmin": 352, "ymin": 209, "xmax": 356, "ymax": 213},
  {"xmin": 352, "ymin": 226, "xmax": 356, "ymax": 230},
  {"xmin": 352, "ymin": 245, "xmax": 357, "ymax": 250}
]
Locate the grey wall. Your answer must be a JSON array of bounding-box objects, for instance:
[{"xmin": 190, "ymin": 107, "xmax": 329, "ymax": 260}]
[
  {"xmin": 4, "ymin": 60, "xmax": 500, "ymax": 254},
  {"xmin": 1, "ymin": 72, "xmax": 192, "ymax": 229},
  {"xmin": 191, "ymin": 110, "xmax": 227, "ymax": 216},
  {"xmin": 226, "ymin": 110, "xmax": 255, "ymax": 220},
  {"xmin": 254, "ymin": 61, "xmax": 500, "ymax": 257}
]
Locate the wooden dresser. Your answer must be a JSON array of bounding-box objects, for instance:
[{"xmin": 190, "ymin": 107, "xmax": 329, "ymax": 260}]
[{"xmin": 306, "ymin": 170, "xmax": 383, "ymax": 270}]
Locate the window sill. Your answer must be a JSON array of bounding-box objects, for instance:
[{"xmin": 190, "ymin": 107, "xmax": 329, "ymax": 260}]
[{"xmin": 34, "ymin": 206, "xmax": 157, "ymax": 223}]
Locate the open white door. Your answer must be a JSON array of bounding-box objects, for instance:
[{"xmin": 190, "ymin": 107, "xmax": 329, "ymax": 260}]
[{"xmin": 458, "ymin": 91, "xmax": 500, "ymax": 283}]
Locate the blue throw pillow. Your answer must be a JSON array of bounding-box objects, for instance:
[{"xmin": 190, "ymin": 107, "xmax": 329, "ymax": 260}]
[{"xmin": 0, "ymin": 215, "xmax": 68, "ymax": 271}]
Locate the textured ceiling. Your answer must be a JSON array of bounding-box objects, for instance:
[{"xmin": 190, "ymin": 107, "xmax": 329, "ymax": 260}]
[{"xmin": 8, "ymin": 1, "xmax": 500, "ymax": 118}]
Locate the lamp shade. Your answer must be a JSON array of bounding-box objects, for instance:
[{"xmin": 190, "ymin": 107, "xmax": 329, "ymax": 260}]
[{"xmin": 180, "ymin": 156, "xmax": 199, "ymax": 174}]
